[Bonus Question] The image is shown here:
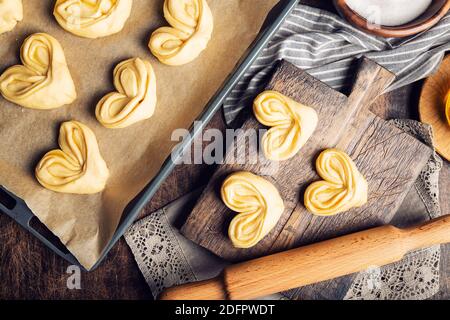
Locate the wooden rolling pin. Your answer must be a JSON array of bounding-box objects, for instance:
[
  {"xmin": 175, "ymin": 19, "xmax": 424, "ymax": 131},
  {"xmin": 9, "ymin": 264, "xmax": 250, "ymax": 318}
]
[{"xmin": 159, "ymin": 215, "xmax": 450, "ymax": 300}]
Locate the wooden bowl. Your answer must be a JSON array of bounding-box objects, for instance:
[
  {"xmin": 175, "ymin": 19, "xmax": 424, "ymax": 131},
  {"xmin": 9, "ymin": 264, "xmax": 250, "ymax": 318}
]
[
  {"xmin": 419, "ymin": 55, "xmax": 450, "ymax": 162},
  {"xmin": 334, "ymin": 0, "xmax": 450, "ymax": 38}
]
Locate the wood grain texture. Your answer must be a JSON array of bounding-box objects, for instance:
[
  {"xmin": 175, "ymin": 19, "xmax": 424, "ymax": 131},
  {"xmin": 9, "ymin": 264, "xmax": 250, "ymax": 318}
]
[
  {"xmin": 0, "ymin": 112, "xmax": 226, "ymax": 300},
  {"xmin": 0, "ymin": 77, "xmax": 447, "ymax": 301},
  {"xmin": 0, "ymin": 0, "xmax": 338, "ymax": 300},
  {"xmin": 419, "ymin": 55, "xmax": 450, "ymax": 162},
  {"xmin": 180, "ymin": 58, "xmax": 432, "ymax": 299},
  {"xmin": 283, "ymin": 113, "xmax": 433, "ymax": 299},
  {"xmin": 1, "ymin": 0, "xmax": 448, "ymax": 301}
]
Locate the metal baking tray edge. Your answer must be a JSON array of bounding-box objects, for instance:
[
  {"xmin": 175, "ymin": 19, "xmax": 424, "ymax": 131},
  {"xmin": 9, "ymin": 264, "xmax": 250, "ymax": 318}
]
[{"xmin": 0, "ymin": 0, "xmax": 298, "ymax": 271}]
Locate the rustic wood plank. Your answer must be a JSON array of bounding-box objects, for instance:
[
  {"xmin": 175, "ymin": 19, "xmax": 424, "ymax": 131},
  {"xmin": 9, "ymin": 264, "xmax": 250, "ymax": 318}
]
[
  {"xmin": 274, "ymin": 114, "xmax": 431, "ymax": 251},
  {"xmin": 3, "ymin": 0, "xmax": 447, "ymax": 301},
  {"xmin": 182, "ymin": 58, "xmax": 391, "ymax": 257},
  {"xmin": 180, "ymin": 58, "xmax": 432, "ymax": 299},
  {"xmin": 282, "ymin": 113, "xmax": 433, "ymax": 299},
  {"xmin": 0, "ymin": 83, "xmax": 441, "ymax": 300}
]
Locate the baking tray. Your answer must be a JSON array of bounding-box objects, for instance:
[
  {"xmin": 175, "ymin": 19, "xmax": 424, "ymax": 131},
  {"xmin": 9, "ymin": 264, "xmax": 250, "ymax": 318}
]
[{"xmin": 0, "ymin": 0, "xmax": 298, "ymax": 270}]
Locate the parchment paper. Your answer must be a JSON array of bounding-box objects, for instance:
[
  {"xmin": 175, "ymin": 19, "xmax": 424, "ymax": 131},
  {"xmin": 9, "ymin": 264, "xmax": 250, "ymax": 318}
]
[{"xmin": 0, "ymin": 0, "xmax": 279, "ymax": 269}]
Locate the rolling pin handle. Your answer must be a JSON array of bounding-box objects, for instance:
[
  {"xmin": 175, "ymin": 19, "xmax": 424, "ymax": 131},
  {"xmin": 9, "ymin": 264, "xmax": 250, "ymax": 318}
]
[
  {"xmin": 403, "ymin": 214, "xmax": 450, "ymax": 250},
  {"xmin": 159, "ymin": 215, "xmax": 450, "ymax": 300},
  {"xmin": 158, "ymin": 276, "xmax": 227, "ymax": 300}
]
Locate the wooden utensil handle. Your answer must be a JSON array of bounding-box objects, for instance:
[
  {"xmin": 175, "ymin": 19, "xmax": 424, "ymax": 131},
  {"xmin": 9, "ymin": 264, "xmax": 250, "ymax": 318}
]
[
  {"xmin": 403, "ymin": 215, "xmax": 450, "ymax": 249},
  {"xmin": 159, "ymin": 215, "xmax": 450, "ymax": 300},
  {"xmin": 160, "ymin": 277, "xmax": 227, "ymax": 300}
]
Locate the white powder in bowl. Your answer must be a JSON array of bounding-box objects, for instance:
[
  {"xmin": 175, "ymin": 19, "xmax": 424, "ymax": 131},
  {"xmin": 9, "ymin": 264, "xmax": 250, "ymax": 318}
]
[{"xmin": 345, "ymin": 0, "xmax": 433, "ymax": 26}]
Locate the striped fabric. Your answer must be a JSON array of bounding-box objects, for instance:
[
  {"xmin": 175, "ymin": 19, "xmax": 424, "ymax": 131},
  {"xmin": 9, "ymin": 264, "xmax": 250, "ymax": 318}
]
[{"xmin": 223, "ymin": 4, "xmax": 450, "ymax": 124}]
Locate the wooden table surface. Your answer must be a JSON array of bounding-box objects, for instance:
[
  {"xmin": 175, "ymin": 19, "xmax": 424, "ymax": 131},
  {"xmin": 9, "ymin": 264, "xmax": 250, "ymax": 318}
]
[{"xmin": 0, "ymin": 1, "xmax": 449, "ymax": 300}]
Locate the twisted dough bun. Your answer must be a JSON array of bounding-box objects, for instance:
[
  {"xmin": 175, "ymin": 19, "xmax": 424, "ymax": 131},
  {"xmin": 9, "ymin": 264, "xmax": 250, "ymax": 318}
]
[
  {"xmin": 304, "ymin": 149, "xmax": 368, "ymax": 216},
  {"xmin": 36, "ymin": 121, "xmax": 109, "ymax": 194},
  {"xmin": 0, "ymin": 33, "xmax": 77, "ymax": 110},
  {"xmin": 253, "ymin": 90, "xmax": 318, "ymax": 161},
  {"xmin": 221, "ymin": 171, "xmax": 285, "ymax": 249},
  {"xmin": 54, "ymin": 0, "xmax": 132, "ymax": 38},
  {"xmin": 96, "ymin": 58, "xmax": 157, "ymax": 129},
  {"xmin": 0, "ymin": 0, "xmax": 22, "ymax": 34},
  {"xmin": 149, "ymin": 0, "xmax": 213, "ymax": 66}
]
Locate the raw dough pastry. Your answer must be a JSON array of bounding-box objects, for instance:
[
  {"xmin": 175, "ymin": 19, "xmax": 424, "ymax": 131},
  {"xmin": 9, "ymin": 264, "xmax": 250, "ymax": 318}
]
[
  {"xmin": 221, "ymin": 171, "xmax": 285, "ymax": 249},
  {"xmin": 253, "ymin": 90, "xmax": 318, "ymax": 161},
  {"xmin": 0, "ymin": 0, "xmax": 22, "ymax": 34},
  {"xmin": 36, "ymin": 121, "xmax": 109, "ymax": 194},
  {"xmin": 0, "ymin": 33, "xmax": 77, "ymax": 110},
  {"xmin": 54, "ymin": 0, "xmax": 132, "ymax": 39},
  {"xmin": 148, "ymin": 0, "xmax": 213, "ymax": 66},
  {"xmin": 304, "ymin": 149, "xmax": 368, "ymax": 216},
  {"xmin": 96, "ymin": 58, "xmax": 157, "ymax": 129}
]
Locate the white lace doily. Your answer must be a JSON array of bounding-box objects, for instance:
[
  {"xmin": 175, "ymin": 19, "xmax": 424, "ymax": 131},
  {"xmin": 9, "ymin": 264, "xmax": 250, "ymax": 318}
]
[
  {"xmin": 345, "ymin": 246, "xmax": 440, "ymax": 300},
  {"xmin": 125, "ymin": 209, "xmax": 196, "ymax": 297},
  {"xmin": 392, "ymin": 119, "xmax": 442, "ymax": 218}
]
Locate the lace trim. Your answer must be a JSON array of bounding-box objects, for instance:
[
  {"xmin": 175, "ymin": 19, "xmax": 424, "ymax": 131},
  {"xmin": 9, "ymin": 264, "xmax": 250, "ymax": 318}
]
[
  {"xmin": 345, "ymin": 246, "xmax": 440, "ymax": 300},
  {"xmin": 391, "ymin": 119, "xmax": 443, "ymax": 218},
  {"xmin": 124, "ymin": 209, "xmax": 196, "ymax": 299}
]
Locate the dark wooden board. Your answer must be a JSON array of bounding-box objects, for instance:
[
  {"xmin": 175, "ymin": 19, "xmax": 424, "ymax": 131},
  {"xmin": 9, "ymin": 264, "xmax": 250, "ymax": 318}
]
[
  {"xmin": 1, "ymin": 80, "xmax": 448, "ymax": 300},
  {"xmin": 181, "ymin": 58, "xmax": 433, "ymax": 299},
  {"xmin": 1, "ymin": 1, "xmax": 449, "ymax": 300}
]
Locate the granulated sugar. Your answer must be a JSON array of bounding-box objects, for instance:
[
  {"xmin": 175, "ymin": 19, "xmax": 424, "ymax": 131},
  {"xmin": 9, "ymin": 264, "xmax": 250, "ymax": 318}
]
[{"xmin": 345, "ymin": 0, "xmax": 432, "ymax": 26}]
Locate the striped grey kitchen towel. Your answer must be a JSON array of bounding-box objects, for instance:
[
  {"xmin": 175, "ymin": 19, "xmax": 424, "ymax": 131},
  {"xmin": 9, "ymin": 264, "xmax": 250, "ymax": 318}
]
[{"xmin": 223, "ymin": 4, "xmax": 450, "ymax": 124}]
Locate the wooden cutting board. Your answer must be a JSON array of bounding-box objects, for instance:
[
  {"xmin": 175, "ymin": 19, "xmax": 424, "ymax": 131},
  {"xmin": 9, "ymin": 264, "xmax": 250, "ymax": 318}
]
[{"xmin": 181, "ymin": 58, "xmax": 432, "ymax": 299}]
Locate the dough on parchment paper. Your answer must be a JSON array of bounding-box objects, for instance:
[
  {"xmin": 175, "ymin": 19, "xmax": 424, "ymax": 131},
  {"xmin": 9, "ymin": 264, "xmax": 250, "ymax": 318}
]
[
  {"xmin": 35, "ymin": 121, "xmax": 110, "ymax": 195},
  {"xmin": 0, "ymin": 0, "xmax": 22, "ymax": 34},
  {"xmin": 0, "ymin": 32, "xmax": 77, "ymax": 110},
  {"xmin": 53, "ymin": 0, "xmax": 133, "ymax": 39},
  {"xmin": 149, "ymin": 0, "xmax": 214, "ymax": 66},
  {"xmin": 96, "ymin": 57, "xmax": 157, "ymax": 129}
]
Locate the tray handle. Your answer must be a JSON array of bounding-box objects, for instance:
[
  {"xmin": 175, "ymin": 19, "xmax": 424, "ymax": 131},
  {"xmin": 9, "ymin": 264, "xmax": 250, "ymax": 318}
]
[{"xmin": 0, "ymin": 186, "xmax": 81, "ymax": 267}]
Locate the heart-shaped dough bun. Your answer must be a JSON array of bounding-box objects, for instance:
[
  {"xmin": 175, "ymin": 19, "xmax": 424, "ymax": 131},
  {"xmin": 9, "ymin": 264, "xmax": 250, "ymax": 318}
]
[
  {"xmin": 149, "ymin": 0, "xmax": 213, "ymax": 66},
  {"xmin": 0, "ymin": 33, "xmax": 77, "ymax": 110},
  {"xmin": 254, "ymin": 90, "xmax": 318, "ymax": 161},
  {"xmin": 221, "ymin": 171, "xmax": 285, "ymax": 249},
  {"xmin": 96, "ymin": 58, "xmax": 157, "ymax": 129},
  {"xmin": 304, "ymin": 148, "xmax": 368, "ymax": 216},
  {"xmin": 54, "ymin": 0, "xmax": 133, "ymax": 39},
  {"xmin": 0, "ymin": 0, "xmax": 22, "ymax": 34},
  {"xmin": 36, "ymin": 121, "xmax": 109, "ymax": 194}
]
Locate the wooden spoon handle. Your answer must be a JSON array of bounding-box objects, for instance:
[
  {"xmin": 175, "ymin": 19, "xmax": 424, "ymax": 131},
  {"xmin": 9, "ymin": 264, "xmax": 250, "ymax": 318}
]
[{"xmin": 159, "ymin": 215, "xmax": 450, "ymax": 300}]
